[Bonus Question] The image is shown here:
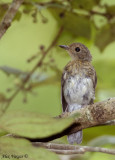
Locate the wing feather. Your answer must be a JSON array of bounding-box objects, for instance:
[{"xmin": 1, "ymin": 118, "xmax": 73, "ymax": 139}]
[{"xmin": 61, "ymin": 72, "xmax": 68, "ymax": 112}]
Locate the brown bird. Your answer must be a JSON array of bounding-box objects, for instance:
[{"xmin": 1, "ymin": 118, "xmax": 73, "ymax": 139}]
[{"xmin": 59, "ymin": 43, "xmax": 97, "ymax": 144}]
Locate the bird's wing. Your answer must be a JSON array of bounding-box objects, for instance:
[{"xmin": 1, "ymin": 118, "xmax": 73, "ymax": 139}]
[
  {"xmin": 87, "ymin": 65, "xmax": 97, "ymax": 104},
  {"xmin": 90, "ymin": 66, "xmax": 97, "ymax": 90},
  {"xmin": 94, "ymin": 70, "xmax": 97, "ymax": 89},
  {"xmin": 61, "ymin": 71, "xmax": 68, "ymax": 112},
  {"xmin": 86, "ymin": 64, "xmax": 97, "ymax": 89}
]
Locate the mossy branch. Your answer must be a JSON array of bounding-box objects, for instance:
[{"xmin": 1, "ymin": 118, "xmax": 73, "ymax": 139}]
[{"xmin": 59, "ymin": 97, "xmax": 115, "ymax": 135}]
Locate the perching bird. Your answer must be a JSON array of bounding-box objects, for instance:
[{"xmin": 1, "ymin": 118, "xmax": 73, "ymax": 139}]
[{"xmin": 59, "ymin": 43, "xmax": 97, "ymax": 144}]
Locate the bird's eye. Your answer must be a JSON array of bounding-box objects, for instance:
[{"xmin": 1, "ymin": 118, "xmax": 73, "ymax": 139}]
[{"xmin": 75, "ymin": 47, "xmax": 80, "ymax": 52}]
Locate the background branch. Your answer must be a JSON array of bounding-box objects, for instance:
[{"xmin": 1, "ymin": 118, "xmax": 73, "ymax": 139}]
[
  {"xmin": 0, "ymin": 0, "xmax": 24, "ymax": 39},
  {"xmin": 33, "ymin": 142, "xmax": 115, "ymax": 155}
]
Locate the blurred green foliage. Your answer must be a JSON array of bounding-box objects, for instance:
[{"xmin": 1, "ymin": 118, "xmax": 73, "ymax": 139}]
[
  {"xmin": 0, "ymin": 0, "xmax": 115, "ymax": 160},
  {"xmin": 0, "ymin": 110, "xmax": 74, "ymax": 138},
  {"xmin": 0, "ymin": 137, "xmax": 60, "ymax": 160}
]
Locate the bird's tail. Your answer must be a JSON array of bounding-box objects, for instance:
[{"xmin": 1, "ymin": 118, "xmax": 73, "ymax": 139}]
[{"xmin": 67, "ymin": 130, "xmax": 82, "ymax": 144}]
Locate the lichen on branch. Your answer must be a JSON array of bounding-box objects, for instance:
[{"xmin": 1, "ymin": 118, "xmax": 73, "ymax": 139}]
[{"xmin": 60, "ymin": 97, "xmax": 115, "ymax": 135}]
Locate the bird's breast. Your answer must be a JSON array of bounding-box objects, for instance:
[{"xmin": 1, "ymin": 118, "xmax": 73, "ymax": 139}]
[{"xmin": 63, "ymin": 74, "xmax": 94, "ymax": 106}]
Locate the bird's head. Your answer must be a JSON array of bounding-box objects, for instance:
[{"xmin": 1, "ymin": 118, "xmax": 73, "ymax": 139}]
[{"xmin": 59, "ymin": 43, "xmax": 92, "ymax": 62}]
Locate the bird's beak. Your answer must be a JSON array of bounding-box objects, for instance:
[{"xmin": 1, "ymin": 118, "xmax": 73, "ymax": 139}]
[{"xmin": 59, "ymin": 45, "xmax": 69, "ymax": 50}]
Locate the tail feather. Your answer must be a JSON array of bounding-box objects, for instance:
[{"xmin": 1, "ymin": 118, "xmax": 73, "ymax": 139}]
[{"xmin": 67, "ymin": 130, "xmax": 82, "ymax": 144}]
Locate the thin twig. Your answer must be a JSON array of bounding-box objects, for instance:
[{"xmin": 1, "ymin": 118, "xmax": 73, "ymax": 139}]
[
  {"xmin": 1, "ymin": 26, "xmax": 63, "ymax": 115},
  {"xmin": 33, "ymin": 142, "xmax": 115, "ymax": 155},
  {"xmin": 48, "ymin": 149, "xmax": 84, "ymax": 154},
  {"xmin": 0, "ymin": 0, "xmax": 24, "ymax": 39}
]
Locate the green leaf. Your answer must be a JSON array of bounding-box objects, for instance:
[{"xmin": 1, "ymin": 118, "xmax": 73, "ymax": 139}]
[
  {"xmin": 94, "ymin": 60, "xmax": 115, "ymax": 89},
  {"xmin": 0, "ymin": 137, "xmax": 60, "ymax": 160},
  {"xmin": 70, "ymin": 0, "xmax": 101, "ymax": 10},
  {"xmin": 48, "ymin": 8, "xmax": 91, "ymax": 39},
  {"xmin": 13, "ymin": 11, "xmax": 22, "ymax": 21},
  {"xmin": 0, "ymin": 93, "xmax": 7, "ymax": 102},
  {"xmin": 0, "ymin": 110, "xmax": 74, "ymax": 138},
  {"xmin": 29, "ymin": 66, "xmax": 62, "ymax": 88},
  {"xmin": 0, "ymin": 66, "xmax": 50, "ymax": 83},
  {"xmin": 32, "ymin": 0, "xmax": 51, "ymax": 2},
  {"xmin": 0, "ymin": 3, "xmax": 8, "ymax": 22},
  {"xmin": 95, "ymin": 22, "xmax": 115, "ymax": 51},
  {"xmin": 30, "ymin": 76, "xmax": 59, "ymax": 88},
  {"xmin": 0, "ymin": 66, "xmax": 26, "ymax": 76},
  {"xmin": 88, "ymin": 136, "xmax": 115, "ymax": 146},
  {"xmin": 106, "ymin": 5, "xmax": 115, "ymax": 16},
  {"xmin": 23, "ymin": 3, "xmax": 34, "ymax": 14},
  {"xmin": 0, "ymin": 129, "xmax": 7, "ymax": 137}
]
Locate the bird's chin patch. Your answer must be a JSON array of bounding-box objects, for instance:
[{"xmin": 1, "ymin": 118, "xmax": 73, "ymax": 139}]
[{"xmin": 67, "ymin": 51, "xmax": 78, "ymax": 60}]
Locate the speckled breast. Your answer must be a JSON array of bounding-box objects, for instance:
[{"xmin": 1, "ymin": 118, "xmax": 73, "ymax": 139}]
[{"xmin": 63, "ymin": 74, "xmax": 95, "ymax": 105}]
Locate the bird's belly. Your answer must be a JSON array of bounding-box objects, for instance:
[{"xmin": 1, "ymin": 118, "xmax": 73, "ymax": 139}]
[{"xmin": 64, "ymin": 75, "xmax": 94, "ymax": 105}]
